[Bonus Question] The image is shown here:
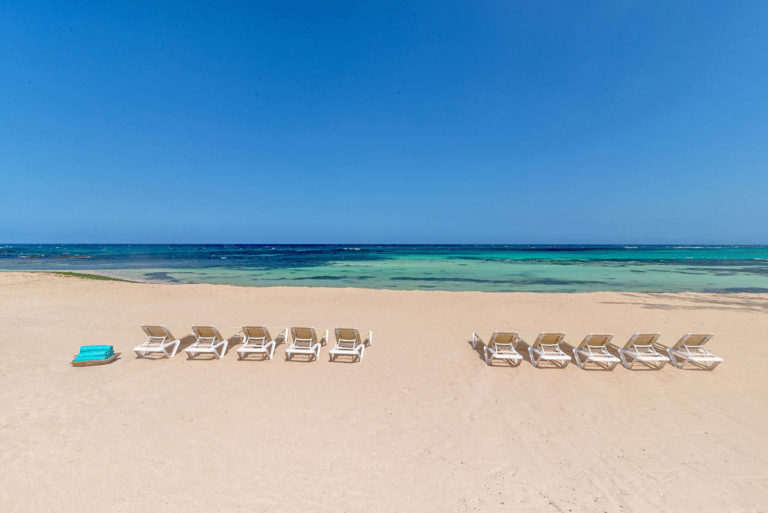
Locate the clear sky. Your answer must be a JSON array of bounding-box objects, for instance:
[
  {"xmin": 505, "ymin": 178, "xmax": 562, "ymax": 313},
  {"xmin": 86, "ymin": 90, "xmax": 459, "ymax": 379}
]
[{"xmin": 1, "ymin": 1, "xmax": 767, "ymax": 244}]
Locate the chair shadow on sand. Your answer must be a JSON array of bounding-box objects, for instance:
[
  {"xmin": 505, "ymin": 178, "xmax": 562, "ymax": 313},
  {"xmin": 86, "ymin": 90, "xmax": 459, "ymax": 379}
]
[
  {"xmin": 466, "ymin": 337, "xmax": 522, "ymax": 367},
  {"xmin": 285, "ymin": 353, "xmax": 320, "ymax": 363},
  {"xmin": 559, "ymin": 340, "xmax": 616, "ymax": 372},
  {"xmin": 133, "ymin": 350, "xmax": 170, "ymax": 361},
  {"xmin": 284, "ymin": 332, "xmax": 328, "ymax": 364},
  {"xmin": 515, "ymin": 336, "xmax": 571, "ymax": 370},
  {"xmin": 648, "ymin": 340, "xmax": 715, "ymax": 371},
  {"xmin": 175, "ymin": 334, "xmax": 197, "ymax": 355},
  {"xmin": 516, "ymin": 337, "xmax": 555, "ymax": 370},
  {"xmin": 236, "ymin": 332, "xmax": 288, "ymax": 361},
  {"xmin": 328, "ymin": 354, "xmax": 359, "ymax": 364},
  {"xmin": 612, "ymin": 341, "xmax": 670, "ymax": 372},
  {"xmin": 176, "ymin": 333, "xmax": 238, "ymax": 360}
]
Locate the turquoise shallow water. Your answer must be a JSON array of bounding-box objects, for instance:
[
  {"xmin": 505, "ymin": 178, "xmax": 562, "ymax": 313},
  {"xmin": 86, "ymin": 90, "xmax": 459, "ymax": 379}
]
[{"xmin": 2, "ymin": 244, "xmax": 768, "ymax": 292}]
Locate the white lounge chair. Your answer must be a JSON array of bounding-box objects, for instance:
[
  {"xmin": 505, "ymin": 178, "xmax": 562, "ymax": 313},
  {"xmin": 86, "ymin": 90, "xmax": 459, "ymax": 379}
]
[
  {"xmin": 471, "ymin": 331, "xmax": 523, "ymax": 366},
  {"xmin": 285, "ymin": 327, "xmax": 327, "ymax": 362},
  {"xmin": 236, "ymin": 326, "xmax": 286, "ymax": 360},
  {"xmin": 667, "ymin": 333, "xmax": 722, "ymax": 370},
  {"xmin": 134, "ymin": 325, "xmax": 180, "ymax": 358},
  {"xmin": 573, "ymin": 333, "xmax": 620, "ymax": 370},
  {"xmin": 185, "ymin": 325, "xmax": 228, "ymax": 359},
  {"xmin": 618, "ymin": 333, "xmax": 669, "ymax": 370},
  {"xmin": 528, "ymin": 332, "xmax": 570, "ymax": 368},
  {"xmin": 329, "ymin": 328, "xmax": 371, "ymax": 362}
]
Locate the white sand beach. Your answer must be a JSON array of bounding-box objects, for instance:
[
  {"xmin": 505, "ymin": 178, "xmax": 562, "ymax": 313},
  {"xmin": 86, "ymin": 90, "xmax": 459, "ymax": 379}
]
[{"xmin": 0, "ymin": 272, "xmax": 766, "ymax": 512}]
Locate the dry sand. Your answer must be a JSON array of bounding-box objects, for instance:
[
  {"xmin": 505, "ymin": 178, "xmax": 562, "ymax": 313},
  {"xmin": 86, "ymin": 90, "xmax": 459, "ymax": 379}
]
[{"xmin": 0, "ymin": 272, "xmax": 766, "ymax": 512}]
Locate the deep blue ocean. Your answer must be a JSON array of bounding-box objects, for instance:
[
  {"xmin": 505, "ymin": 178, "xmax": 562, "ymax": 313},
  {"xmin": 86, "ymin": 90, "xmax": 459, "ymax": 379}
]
[{"xmin": 1, "ymin": 244, "xmax": 767, "ymax": 292}]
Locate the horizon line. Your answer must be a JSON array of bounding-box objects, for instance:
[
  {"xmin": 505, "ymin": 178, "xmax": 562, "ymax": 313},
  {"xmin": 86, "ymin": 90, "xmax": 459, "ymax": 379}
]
[{"xmin": 2, "ymin": 242, "xmax": 767, "ymax": 247}]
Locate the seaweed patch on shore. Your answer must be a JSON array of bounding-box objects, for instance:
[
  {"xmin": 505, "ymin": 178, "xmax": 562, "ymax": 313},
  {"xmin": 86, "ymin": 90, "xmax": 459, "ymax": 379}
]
[{"xmin": 45, "ymin": 271, "xmax": 133, "ymax": 282}]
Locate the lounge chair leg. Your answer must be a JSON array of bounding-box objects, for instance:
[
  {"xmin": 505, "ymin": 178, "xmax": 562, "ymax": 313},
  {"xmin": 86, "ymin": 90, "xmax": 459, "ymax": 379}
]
[{"xmin": 667, "ymin": 349, "xmax": 682, "ymax": 369}]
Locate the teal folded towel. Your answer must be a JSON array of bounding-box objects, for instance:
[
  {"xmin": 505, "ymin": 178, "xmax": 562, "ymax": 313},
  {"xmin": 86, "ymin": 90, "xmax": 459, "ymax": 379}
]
[
  {"xmin": 75, "ymin": 350, "xmax": 112, "ymax": 358},
  {"xmin": 74, "ymin": 352, "xmax": 113, "ymax": 362},
  {"xmin": 78, "ymin": 345, "xmax": 113, "ymax": 353},
  {"xmin": 74, "ymin": 345, "xmax": 115, "ymax": 362},
  {"xmin": 76, "ymin": 346, "xmax": 113, "ymax": 354},
  {"xmin": 77, "ymin": 348, "xmax": 112, "ymax": 356}
]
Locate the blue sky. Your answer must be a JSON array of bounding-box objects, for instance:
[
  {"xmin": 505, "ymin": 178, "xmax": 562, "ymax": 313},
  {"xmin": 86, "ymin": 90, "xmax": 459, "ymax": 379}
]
[{"xmin": 1, "ymin": 1, "xmax": 767, "ymax": 243}]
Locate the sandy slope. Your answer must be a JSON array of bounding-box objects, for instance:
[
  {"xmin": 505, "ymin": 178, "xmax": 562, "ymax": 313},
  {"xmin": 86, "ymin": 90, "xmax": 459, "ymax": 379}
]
[{"xmin": 0, "ymin": 272, "xmax": 766, "ymax": 512}]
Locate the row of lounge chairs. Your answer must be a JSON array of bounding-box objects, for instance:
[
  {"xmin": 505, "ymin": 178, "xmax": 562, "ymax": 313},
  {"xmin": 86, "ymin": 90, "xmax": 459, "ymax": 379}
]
[
  {"xmin": 134, "ymin": 325, "xmax": 372, "ymax": 362},
  {"xmin": 471, "ymin": 332, "xmax": 722, "ymax": 370}
]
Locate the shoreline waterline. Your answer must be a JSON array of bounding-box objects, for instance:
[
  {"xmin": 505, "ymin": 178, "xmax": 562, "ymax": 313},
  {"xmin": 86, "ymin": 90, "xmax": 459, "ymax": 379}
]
[{"xmin": 6, "ymin": 270, "xmax": 768, "ymax": 296}]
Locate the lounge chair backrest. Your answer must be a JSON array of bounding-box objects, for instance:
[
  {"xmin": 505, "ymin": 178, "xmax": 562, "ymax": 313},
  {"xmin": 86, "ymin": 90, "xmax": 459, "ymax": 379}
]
[
  {"xmin": 143, "ymin": 325, "xmax": 170, "ymax": 339},
  {"xmin": 579, "ymin": 333, "xmax": 614, "ymax": 349},
  {"xmin": 490, "ymin": 332, "xmax": 518, "ymax": 349},
  {"xmin": 335, "ymin": 328, "xmax": 360, "ymax": 348},
  {"xmin": 243, "ymin": 325, "xmax": 270, "ymax": 341},
  {"xmin": 674, "ymin": 333, "xmax": 713, "ymax": 350},
  {"xmin": 193, "ymin": 325, "xmax": 222, "ymax": 343},
  {"xmin": 292, "ymin": 327, "xmax": 317, "ymax": 348},
  {"xmin": 535, "ymin": 332, "xmax": 565, "ymax": 349},
  {"xmin": 624, "ymin": 333, "xmax": 660, "ymax": 349},
  {"xmin": 141, "ymin": 325, "xmax": 175, "ymax": 347}
]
